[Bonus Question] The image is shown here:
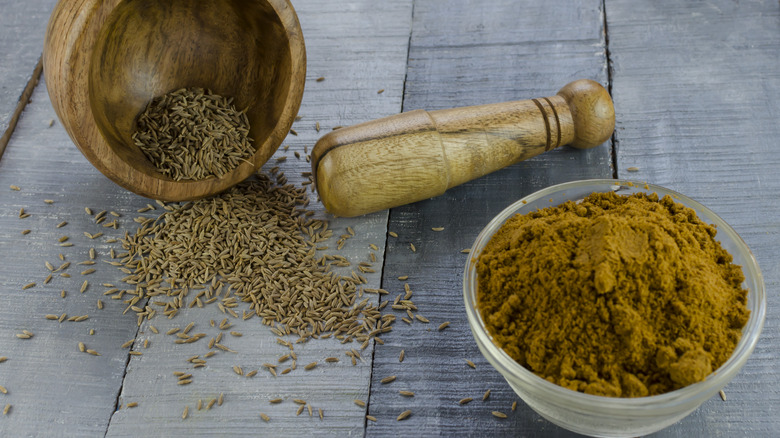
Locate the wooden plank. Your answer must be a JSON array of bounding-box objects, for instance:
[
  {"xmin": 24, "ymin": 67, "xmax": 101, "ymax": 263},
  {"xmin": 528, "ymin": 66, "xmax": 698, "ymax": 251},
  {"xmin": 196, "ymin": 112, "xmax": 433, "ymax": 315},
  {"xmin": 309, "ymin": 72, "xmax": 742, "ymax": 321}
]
[
  {"xmin": 0, "ymin": 0, "xmax": 58, "ymax": 155},
  {"xmin": 366, "ymin": 0, "xmax": 611, "ymax": 436},
  {"xmin": 607, "ymin": 0, "xmax": 780, "ymax": 435},
  {"xmin": 0, "ymin": 82, "xmax": 149, "ymax": 436},
  {"xmin": 102, "ymin": 0, "xmax": 412, "ymax": 436}
]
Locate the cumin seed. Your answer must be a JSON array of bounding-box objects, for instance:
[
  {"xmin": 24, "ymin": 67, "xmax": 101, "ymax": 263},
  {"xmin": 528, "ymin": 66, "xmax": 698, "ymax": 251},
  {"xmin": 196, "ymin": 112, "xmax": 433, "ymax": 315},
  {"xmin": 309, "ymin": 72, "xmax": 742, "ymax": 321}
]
[{"xmin": 396, "ymin": 410, "xmax": 412, "ymax": 421}]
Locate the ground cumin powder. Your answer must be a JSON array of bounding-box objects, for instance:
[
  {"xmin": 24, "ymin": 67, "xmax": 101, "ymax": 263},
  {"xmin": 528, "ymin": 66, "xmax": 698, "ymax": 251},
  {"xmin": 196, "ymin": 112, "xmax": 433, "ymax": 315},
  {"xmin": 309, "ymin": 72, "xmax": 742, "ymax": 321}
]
[{"xmin": 476, "ymin": 191, "xmax": 749, "ymax": 397}]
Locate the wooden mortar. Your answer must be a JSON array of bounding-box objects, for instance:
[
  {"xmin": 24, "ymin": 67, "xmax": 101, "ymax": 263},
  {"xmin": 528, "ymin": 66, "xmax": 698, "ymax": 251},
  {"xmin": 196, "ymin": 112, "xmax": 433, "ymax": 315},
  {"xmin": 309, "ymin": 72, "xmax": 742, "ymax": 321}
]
[{"xmin": 44, "ymin": 0, "xmax": 306, "ymax": 201}]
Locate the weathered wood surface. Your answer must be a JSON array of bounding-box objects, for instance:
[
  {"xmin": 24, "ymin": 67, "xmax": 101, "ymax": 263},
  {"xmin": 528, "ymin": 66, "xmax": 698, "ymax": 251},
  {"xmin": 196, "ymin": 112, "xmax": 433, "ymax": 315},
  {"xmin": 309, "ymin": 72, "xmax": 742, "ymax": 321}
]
[
  {"xmin": 0, "ymin": 0, "xmax": 57, "ymax": 155},
  {"xmin": 0, "ymin": 0, "xmax": 779, "ymax": 436},
  {"xmin": 365, "ymin": 0, "xmax": 612, "ymax": 436},
  {"xmin": 0, "ymin": 81, "xmax": 150, "ymax": 436},
  {"xmin": 608, "ymin": 0, "xmax": 780, "ymax": 436},
  {"xmin": 0, "ymin": 0, "xmax": 411, "ymax": 436}
]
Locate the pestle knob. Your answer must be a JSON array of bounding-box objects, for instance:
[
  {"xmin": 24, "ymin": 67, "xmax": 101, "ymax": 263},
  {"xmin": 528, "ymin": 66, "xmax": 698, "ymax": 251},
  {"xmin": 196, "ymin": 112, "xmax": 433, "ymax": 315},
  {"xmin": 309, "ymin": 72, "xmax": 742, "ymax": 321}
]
[{"xmin": 311, "ymin": 79, "xmax": 614, "ymax": 217}]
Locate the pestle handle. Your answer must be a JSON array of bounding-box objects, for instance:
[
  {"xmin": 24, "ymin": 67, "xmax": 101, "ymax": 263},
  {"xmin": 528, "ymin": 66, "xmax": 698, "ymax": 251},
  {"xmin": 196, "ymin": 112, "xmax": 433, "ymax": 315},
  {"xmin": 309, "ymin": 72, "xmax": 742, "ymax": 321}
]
[{"xmin": 312, "ymin": 79, "xmax": 614, "ymax": 217}]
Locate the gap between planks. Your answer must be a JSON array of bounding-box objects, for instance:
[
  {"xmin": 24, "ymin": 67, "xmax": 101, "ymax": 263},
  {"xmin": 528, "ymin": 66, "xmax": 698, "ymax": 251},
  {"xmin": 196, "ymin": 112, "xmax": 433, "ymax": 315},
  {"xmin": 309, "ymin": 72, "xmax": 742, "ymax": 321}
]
[{"xmin": 0, "ymin": 57, "xmax": 43, "ymax": 160}]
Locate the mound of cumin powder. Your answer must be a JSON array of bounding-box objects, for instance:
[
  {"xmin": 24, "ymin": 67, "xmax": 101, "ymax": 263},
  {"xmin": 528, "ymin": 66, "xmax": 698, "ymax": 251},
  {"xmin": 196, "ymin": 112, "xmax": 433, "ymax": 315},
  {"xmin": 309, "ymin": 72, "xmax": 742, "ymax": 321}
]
[{"xmin": 476, "ymin": 191, "xmax": 750, "ymax": 397}]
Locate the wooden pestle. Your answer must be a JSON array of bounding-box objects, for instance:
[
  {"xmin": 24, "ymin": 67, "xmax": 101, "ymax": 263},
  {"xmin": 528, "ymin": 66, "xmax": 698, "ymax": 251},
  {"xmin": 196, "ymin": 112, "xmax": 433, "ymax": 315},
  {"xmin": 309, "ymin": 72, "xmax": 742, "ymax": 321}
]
[{"xmin": 311, "ymin": 79, "xmax": 615, "ymax": 217}]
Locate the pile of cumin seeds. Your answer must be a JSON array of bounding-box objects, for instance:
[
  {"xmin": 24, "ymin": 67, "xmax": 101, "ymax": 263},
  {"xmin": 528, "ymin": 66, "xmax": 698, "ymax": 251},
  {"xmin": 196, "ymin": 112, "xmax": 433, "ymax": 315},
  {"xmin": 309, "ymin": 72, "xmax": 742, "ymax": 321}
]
[
  {"xmin": 132, "ymin": 87, "xmax": 255, "ymax": 181},
  {"xmin": 118, "ymin": 173, "xmax": 387, "ymax": 343}
]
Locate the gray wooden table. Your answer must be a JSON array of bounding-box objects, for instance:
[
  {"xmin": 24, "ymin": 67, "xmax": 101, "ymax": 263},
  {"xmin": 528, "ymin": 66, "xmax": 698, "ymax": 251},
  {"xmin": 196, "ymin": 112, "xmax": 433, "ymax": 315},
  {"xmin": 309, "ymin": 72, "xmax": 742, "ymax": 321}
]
[{"xmin": 0, "ymin": 0, "xmax": 777, "ymax": 436}]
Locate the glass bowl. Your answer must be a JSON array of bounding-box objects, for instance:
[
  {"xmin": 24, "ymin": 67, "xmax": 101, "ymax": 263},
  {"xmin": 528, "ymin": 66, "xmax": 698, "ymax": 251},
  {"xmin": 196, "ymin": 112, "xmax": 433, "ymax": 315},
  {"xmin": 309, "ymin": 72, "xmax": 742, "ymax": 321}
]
[{"xmin": 463, "ymin": 179, "xmax": 766, "ymax": 437}]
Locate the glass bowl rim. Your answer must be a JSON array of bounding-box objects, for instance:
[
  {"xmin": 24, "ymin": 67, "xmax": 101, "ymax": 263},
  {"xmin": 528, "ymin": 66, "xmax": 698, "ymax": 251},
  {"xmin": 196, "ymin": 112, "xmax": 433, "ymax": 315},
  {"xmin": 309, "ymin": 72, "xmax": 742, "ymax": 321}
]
[{"xmin": 463, "ymin": 178, "xmax": 767, "ymax": 411}]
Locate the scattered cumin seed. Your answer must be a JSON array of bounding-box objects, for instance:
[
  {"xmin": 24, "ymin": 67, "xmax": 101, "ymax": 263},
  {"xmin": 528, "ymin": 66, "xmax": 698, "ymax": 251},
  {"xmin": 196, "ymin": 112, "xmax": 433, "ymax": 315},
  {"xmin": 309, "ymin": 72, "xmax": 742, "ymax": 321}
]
[
  {"xmin": 492, "ymin": 411, "xmax": 507, "ymax": 419},
  {"xmin": 380, "ymin": 375, "xmax": 396, "ymax": 384},
  {"xmin": 438, "ymin": 321, "xmax": 450, "ymax": 331},
  {"xmin": 397, "ymin": 275, "xmax": 408, "ymax": 281},
  {"xmin": 293, "ymin": 399, "xmax": 307, "ymax": 405},
  {"xmin": 465, "ymin": 359, "xmax": 476, "ymax": 369},
  {"xmin": 21, "ymin": 229, "xmax": 31, "ymax": 235},
  {"xmin": 9, "ymin": 185, "xmax": 20, "ymax": 191},
  {"xmin": 260, "ymin": 412, "xmax": 270, "ymax": 422},
  {"xmin": 459, "ymin": 397, "xmax": 473, "ymax": 405},
  {"xmin": 409, "ymin": 243, "xmax": 416, "ymax": 252},
  {"xmin": 0, "ymin": 357, "xmax": 6, "ymax": 363},
  {"xmin": 316, "ymin": 77, "xmax": 325, "ymax": 82},
  {"xmin": 399, "ymin": 350, "xmax": 405, "ymax": 362},
  {"xmin": 431, "ymin": 227, "xmax": 444, "ymax": 231},
  {"xmin": 483, "ymin": 389, "xmax": 491, "ymax": 401},
  {"xmin": 78, "ymin": 342, "xmax": 86, "ymax": 352},
  {"xmin": 127, "ymin": 402, "xmax": 138, "ymax": 408},
  {"xmin": 415, "ymin": 314, "xmax": 429, "ymax": 323},
  {"xmin": 269, "ymin": 398, "xmax": 283, "ymax": 404},
  {"xmin": 366, "ymin": 414, "xmax": 377, "ymax": 422},
  {"xmin": 86, "ymin": 349, "xmax": 100, "ymax": 356},
  {"xmin": 399, "ymin": 391, "xmax": 415, "ymax": 397},
  {"xmin": 296, "ymin": 405, "xmax": 305, "ymax": 416},
  {"xmin": 2, "ymin": 404, "xmax": 10, "ymax": 415},
  {"xmin": 512, "ymin": 401, "xmax": 517, "ymax": 411},
  {"xmin": 461, "ymin": 248, "xmax": 471, "ymax": 254},
  {"xmin": 304, "ymin": 362, "xmax": 317, "ymax": 370},
  {"xmin": 396, "ymin": 410, "xmax": 412, "ymax": 421},
  {"xmin": 719, "ymin": 390, "xmax": 727, "ymax": 401},
  {"xmin": 319, "ymin": 408, "xmax": 324, "ymax": 420},
  {"xmin": 0, "ymin": 385, "xmax": 7, "ymax": 394},
  {"xmin": 627, "ymin": 166, "xmax": 640, "ymax": 172},
  {"xmin": 354, "ymin": 399, "xmax": 366, "ymax": 407},
  {"xmin": 81, "ymin": 268, "xmax": 96, "ymax": 275},
  {"xmin": 377, "ymin": 89, "xmax": 385, "ymax": 94},
  {"xmin": 22, "ymin": 283, "xmax": 35, "ymax": 290},
  {"xmin": 56, "ymin": 221, "xmax": 67, "ymax": 228}
]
